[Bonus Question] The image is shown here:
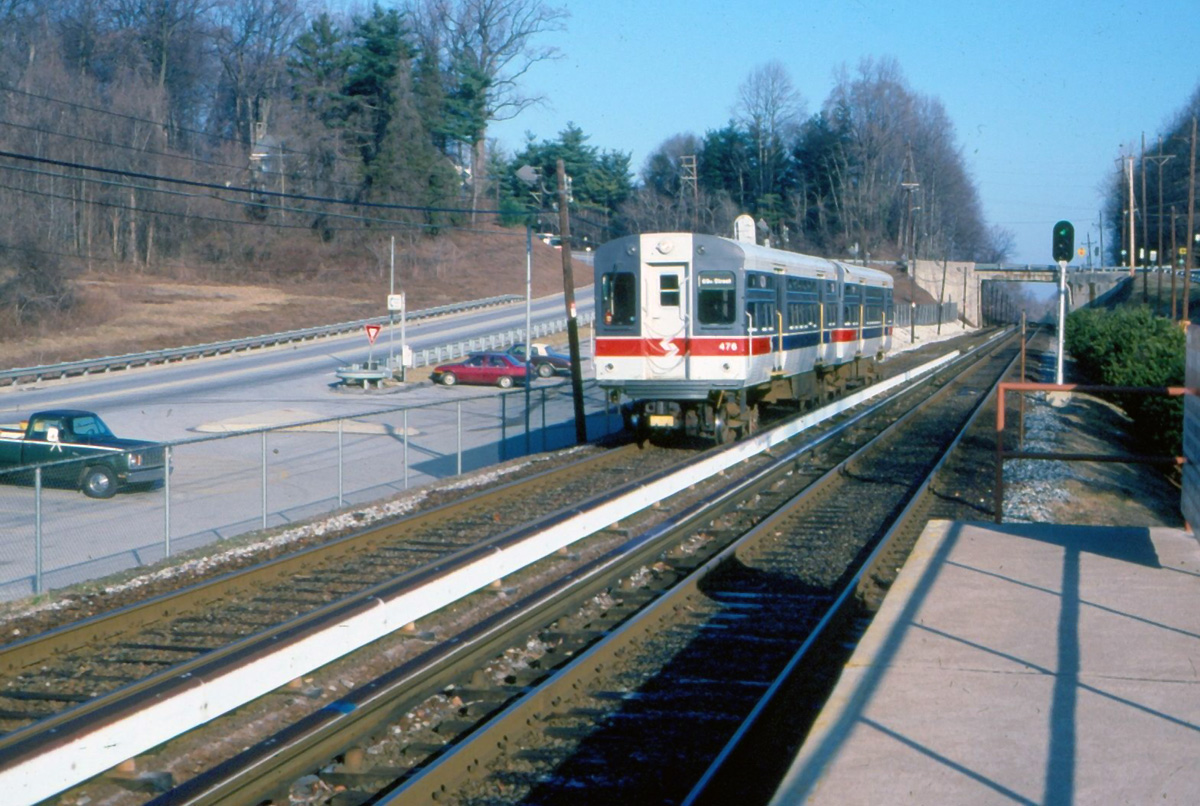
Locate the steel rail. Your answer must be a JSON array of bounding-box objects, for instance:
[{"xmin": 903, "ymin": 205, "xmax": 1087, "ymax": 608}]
[
  {"xmin": 0, "ymin": 294, "xmax": 521, "ymax": 385},
  {"xmin": 0, "ymin": 444, "xmax": 640, "ymax": 678},
  {"xmin": 151, "ymin": 341, "xmax": 979, "ymax": 805},
  {"xmin": 375, "ymin": 331, "xmax": 1022, "ymax": 805},
  {"xmin": 0, "ymin": 345, "xmax": 966, "ymax": 803},
  {"xmin": 162, "ymin": 333, "xmax": 1010, "ymax": 805},
  {"xmin": 0, "ymin": 443, "xmax": 652, "ymax": 802},
  {"xmin": 683, "ymin": 330, "xmax": 1025, "ymax": 806}
]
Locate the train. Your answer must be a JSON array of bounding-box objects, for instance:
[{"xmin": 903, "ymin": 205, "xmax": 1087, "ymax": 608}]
[{"xmin": 593, "ymin": 220, "xmax": 895, "ymax": 443}]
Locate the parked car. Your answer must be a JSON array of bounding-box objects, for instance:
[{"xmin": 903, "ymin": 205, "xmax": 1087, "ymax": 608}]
[
  {"xmin": 0, "ymin": 410, "xmax": 168, "ymax": 498},
  {"xmin": 432, "ymin": 352, "xmax": 529, "ymax": 388},
  {"xmin": 507, "ymin": 342, "xmax": 572, "ymax": 378}
]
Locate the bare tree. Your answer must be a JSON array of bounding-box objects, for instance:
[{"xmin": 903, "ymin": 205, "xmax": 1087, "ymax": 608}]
[
  {"xmin": 735, "ymin": 60, "xmax": 804, "ymax": 199},
  {"xmin": 415, "ymin": 0, "xmax": 568, "ymax": 217},
  {"xmin": 211, "ymin": 0, "xmax": 305, "ymax": 147},
  {"xmin": 105, "ymin": 0, "xmax": 221, "ymax": 142}
]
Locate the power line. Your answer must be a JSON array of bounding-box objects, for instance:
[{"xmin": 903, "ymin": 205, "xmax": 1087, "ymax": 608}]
[
  {"xmin": 0, "ymin": 81, "xmax": 361, "ymax": 172},
  {"xmin": 0, "ymin": 147, "xmax": 506, "ymax": 216},
  {"xmin": 0, "ymin": 162, "xmax": 532, "ymax": 239},
  {"xmin": 0, "ymin": 116, "xmax": 364, "ymax": 194}
]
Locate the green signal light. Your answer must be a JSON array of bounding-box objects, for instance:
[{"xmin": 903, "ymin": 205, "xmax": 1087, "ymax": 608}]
[{"xmin": 1052, "ymin": 220, "xmax": 1074, "ymax": 262}]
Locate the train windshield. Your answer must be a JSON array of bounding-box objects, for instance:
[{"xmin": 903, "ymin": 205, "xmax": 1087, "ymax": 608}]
[
  {"xmin": 697, "ymin": 271, "xmax": 736, "ymax": 325},
  {"xmin": 600, "ymin": 271, "xmax": 637, "ymax": 326}
]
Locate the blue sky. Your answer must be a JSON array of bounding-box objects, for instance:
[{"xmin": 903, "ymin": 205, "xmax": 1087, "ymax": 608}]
[{"xmin": 487, "ymin": 0, "xmax": 1200, "ymax": 264}]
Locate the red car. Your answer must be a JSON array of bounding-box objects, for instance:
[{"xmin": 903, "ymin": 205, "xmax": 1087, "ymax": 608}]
[{"xmin": 432, "ymin": 352, "xmax": 529, "ymax": 388}]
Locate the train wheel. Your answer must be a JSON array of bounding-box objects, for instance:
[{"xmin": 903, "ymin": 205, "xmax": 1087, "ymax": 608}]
[
  {"xmin": 744, "ymin": 404, "xmax": 759, "ymax": 436},
  {"xmin": 634, "ymin": 421, "xmax": 650, "ymax": 449},
  {"xmin": 713, "ymin": 416, "xmax": 729, "ymax": 445}
]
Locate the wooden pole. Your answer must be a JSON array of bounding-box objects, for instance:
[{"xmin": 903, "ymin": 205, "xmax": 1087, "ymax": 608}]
[
  {"xmin": 557, "ymin": 158, "xmax": 588, "ymax": 444},
  {"xmin": 1141, "ymin": 133, "xmax": 1149, "ymax": 301},
  {"xmin": 1172, "ymin": 204, "xmax": 1179, "ymax": 320},
  {"xmin": 1185, "ymin": 115, "xmax": 1197, "ymax": 325}
]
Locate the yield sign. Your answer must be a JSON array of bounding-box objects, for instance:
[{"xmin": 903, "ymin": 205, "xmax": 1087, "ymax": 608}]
[{"xmin": 365, "ymin": 324, "xmax": 381, "ymax": 344}]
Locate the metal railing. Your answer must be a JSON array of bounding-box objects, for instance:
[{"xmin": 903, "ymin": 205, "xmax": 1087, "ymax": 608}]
[
  {"xmin": 0, "ymin": 375, "xmax": 620, "ymax": 601},
  {"xmin": 993, "ymin": 381, "xmax": 1191, "ymax": 523},
  {"xmin": 0, "ymin": 294, "xmax": 522, "ymax": 386},
  {"xmin": 411, "ymin": 313, "xmax": 593, "ymax": 368},
  {"xmin": 894, "ymin": 301, "xmax": 958, "ymax": 328}
]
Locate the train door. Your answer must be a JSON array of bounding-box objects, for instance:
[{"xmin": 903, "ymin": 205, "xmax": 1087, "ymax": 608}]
[{"xmin": 643, "ymin": 262, "xmax": 688, "ymax": 379}]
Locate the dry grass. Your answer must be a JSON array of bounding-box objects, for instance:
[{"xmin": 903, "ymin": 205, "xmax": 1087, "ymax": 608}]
[{"xmin": 0, "ymin": 229, "xmax": 576, "ymax": 370}]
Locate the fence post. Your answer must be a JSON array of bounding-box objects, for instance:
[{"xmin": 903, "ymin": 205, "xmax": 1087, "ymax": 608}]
[
  {"xmin": 163, "ymin": 445, "xmax": 172, "ymax": 558},
  {"xmin": 541, "ymin": 388, "xmax": 548, "ymax": 452},
  {"xmin": 337, "ymin": 419, "xmax": 344, "ymax": 508},
  {"xmin": 403, "ymin": 410, "xmax": 409, "ymax": 489},
  {"xmin": 34, "ymin": 467, "xmax": 42, "ymax": 595},
  {"xmin": 501, "ymin": 394, "xmax": 507, "ymax": 461},
  {"xmin": 261, "ymin": 431, "xmax": 268, "ymax": 530},
  {"xmin": 457, "ymin": 401, "xmax": 463, "ymax": 475}
]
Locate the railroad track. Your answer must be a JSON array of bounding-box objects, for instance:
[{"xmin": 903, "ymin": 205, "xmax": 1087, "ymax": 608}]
[
  {"xmin": 11, "ymin": 328, "xmax": 1013, "ymax": 805},
  {"xmin": 0, "ymin": 327, "xmax": 1004, "ymax": 804},
  {"xmin": 370, "ymin": 330, "xmax": 1024, "ymax": 806}
]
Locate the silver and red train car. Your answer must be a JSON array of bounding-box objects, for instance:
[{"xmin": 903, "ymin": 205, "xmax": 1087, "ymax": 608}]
[{"xmin": 593, "ymin": 230, "xmax": 894, "ymax": 442}]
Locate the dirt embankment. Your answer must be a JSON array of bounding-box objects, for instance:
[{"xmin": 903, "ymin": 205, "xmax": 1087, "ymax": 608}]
[{"xmin": 0, "ymin": 229, "xmax": 578, "ymax": 370}]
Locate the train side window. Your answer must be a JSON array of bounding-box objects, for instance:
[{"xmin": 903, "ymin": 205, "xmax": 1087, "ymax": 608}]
[
  {"xmin": 864, "ymin": 287, "xmax": 884, "ymax": 324},
  {"xmin": 601, "ymin": 271, "xmax": 637, "ymax": 326},
  {"xmin": 788, "ymin": 302, "xmax": 818, "ymax": 330},
  {"xmin": 698, "ymin": 271, "xmax": 736, "ymax": 326},
  {"xmin": 824, "ymin": 304, "xmax": 839, "ymax": 328},
  {"xmin": 748, "ymin": 301, "xmax": 776, "ymax": 332},
  {"xmin": 660, "ymin": 274, "xmax": 680, "ymax": 307}
]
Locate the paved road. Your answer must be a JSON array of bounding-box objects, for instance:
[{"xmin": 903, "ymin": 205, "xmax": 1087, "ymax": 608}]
[{"xmin": 0, "ymin": 287, "xmax": 611, "ymax": 599}]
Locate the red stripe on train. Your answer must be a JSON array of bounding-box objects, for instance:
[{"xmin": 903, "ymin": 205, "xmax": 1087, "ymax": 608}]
[{"xmin": 596, "ymin": 336, "xmax": 772, "ymax": 358}]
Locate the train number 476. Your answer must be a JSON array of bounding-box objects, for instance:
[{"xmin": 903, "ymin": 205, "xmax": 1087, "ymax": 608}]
[{"xmin": 717, "ymin": 341, "xmax": 740, "ymax": 352}]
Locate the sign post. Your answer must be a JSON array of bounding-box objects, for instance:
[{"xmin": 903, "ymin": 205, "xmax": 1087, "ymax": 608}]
[
  {"xmin": 388, "ymin": 292, "xmax": 406, "ymax": 381},
  {"xmin": 1052, "ymin": 221, "xmax": 1074, "ymax": 385},
  {"xmin": 365, "ymin": 323, "xmax": 380, "ymax": 368}
]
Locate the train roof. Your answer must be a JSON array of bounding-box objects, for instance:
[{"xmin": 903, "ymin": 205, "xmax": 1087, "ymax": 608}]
[{"xmin": 596, "ymin": 233, "xmax": 893, "ymax": 288}]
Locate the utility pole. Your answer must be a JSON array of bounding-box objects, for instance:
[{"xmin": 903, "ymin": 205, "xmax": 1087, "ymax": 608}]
[
  {"xmin": 1186, "ymin": 115, "xmax": 1197, "ymax": 325},
  {"xmin": 962, "ymin": 267, "xmax": 969, "ymax": 326},
  {"xmin": 1172, "ymin": 205, "xmax": 1179, "ymax": 320},
  {"xmin": 681, "ymin": 154, "xmax": 698, "ymax": 231},
  {"xmin": 557, "ymin": 158, "xmax": 588, "ymax": 444},
  {"xmin": 901, "ymin": 147, "xmax": 919, "ymax": 343},
  {"xmin": 1127, "ymin": 155, "xmax": 1137, "ymax": 278},
  {"xmin": 1141, "ymin": 134, "xmax": 1149, "ymax": 301},
  {"xmin": 1145, "ymin": 137, "xmax": 1175, "ymax": 314}
]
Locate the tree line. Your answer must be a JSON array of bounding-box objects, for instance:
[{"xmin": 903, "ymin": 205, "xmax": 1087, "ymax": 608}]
[
  {"xmin": 0, "ymin": 0, "xmax": 1006, "ymax": 331},
  {"xmin": 626, "ymin": 57, "xmax": 1006, "ymax": 265},
  {"xmin": 1103, "ymin": 85, "xmax": 1200, "ymax": 271}
]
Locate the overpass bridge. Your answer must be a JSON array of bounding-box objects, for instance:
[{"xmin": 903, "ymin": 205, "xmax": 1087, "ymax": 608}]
[
  {"xmin": 902, "ymin": 259, "xmax": 1131, "ymax": 326},
  {"xmin": 975, "ymin": 265, "xmax": 1129, "ymax": 311}
]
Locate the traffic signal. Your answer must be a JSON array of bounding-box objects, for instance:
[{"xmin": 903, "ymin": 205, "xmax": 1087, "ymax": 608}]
[{"xmin": 1052, "ymin": 220, "xmax": 1074, "ymax": 263}]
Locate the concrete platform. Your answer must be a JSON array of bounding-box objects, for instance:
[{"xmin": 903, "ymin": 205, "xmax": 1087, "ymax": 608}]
[{"xmin": 771, "ymin": 520, "xmax": 1200, "ymax": 805}]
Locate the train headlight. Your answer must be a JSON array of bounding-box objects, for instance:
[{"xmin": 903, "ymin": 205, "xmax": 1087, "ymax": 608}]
[{"xmin": 605, "ymin": 363, "xmax": 614, "ymax": 371}]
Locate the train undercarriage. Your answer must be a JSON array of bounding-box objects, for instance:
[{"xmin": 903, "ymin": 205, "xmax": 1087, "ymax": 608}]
[{"xmin": 619, "ymin": 356, "xmax": 880, "ymax": 447}]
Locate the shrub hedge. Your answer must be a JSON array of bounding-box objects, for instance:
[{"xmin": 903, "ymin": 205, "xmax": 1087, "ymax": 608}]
[{"xmin": 1063, "ymin": 306, "xmax": 1185, "ymax": 455}]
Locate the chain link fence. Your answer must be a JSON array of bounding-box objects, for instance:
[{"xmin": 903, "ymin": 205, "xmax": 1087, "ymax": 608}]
[
  {"xmin": 895, "ymin": 301, "xmax": 959, "ymax": 328},
  {"xmin": 0, "ymin": 380, "xmax": 621, "ymax": 601}
]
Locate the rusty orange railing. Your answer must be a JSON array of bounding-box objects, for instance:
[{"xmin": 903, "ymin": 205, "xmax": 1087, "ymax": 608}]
[{"xmin": 993, "ymin": 382, "xmax": 1193, "ymax": 523}]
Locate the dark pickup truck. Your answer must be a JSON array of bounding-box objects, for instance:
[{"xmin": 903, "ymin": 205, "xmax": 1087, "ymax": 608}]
[{"xmin": 0, "ymin": 409, "xmax": 167, "ymax": 498}]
